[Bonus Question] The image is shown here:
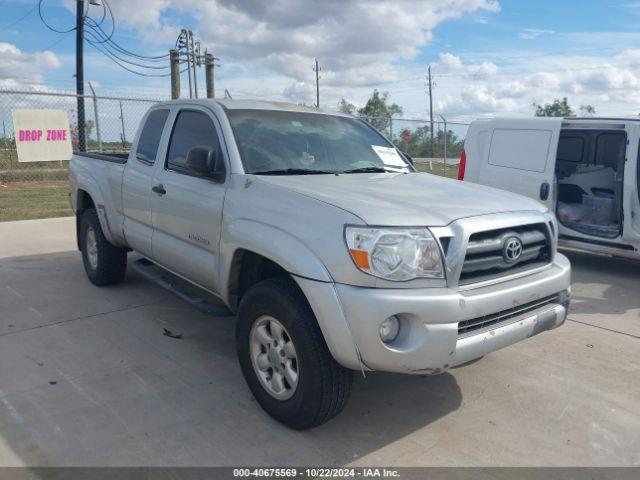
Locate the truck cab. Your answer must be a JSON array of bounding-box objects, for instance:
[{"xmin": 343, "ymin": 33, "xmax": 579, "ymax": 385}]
[
  {"xmin": 69, "ymin": 100, "xmax": 571, "ymax": 430},
  {"xmin": 461, "ymin": 117, "xmax": 640, "ymax": 259}
]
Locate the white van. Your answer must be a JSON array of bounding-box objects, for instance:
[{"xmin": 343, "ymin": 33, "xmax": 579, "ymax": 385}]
[{"xmin": 461, "ymin": 117, "xmax": 640, "ymax": 259}]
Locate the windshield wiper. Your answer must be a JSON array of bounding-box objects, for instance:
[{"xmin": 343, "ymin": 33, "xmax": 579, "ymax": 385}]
[
  {"xmin": 251, "ymin": 168, "xmax": 336, "ymax": 175},
  {"xmin": 342, "ymin": 166, "xmax": 395, "ymax": 174}
]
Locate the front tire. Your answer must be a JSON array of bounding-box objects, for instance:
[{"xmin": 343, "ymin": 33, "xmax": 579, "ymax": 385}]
[
  {"xmin": 236, "ymin": 277, "xmax": 353, "ymax": 429},
  {"xmin": 80, "ymin": 208, "xmax": 127, "ymax": 286}
]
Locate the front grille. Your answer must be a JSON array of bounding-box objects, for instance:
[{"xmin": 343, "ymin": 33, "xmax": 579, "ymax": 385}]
[
  {"xmin": 457, "ymin": 294, "xmax": 560, "ymax": 337},
  {"xmin": 459, "ymin": 223, "xmax": 551, "ymax": 285}
]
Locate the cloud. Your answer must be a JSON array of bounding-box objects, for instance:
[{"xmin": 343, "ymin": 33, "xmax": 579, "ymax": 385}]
[
  {"xmin": 519, "ymin": 28, "xmax": 555, "ymax": 40},
  {"xmin": 282, "ymin": 81, "xmax": 314, "ymax": 104},
  {"xmin": 97, "ymin": 0, "xmax": 499, "ymax": 89},
  {"xmin": 620, "ymin": 2, "xmax": 640, "ymax": 12},
  {"xmin": 62, "ymin": 0, "xmax": 173, "ymax": 28},
  {"xmin": 436, "ymin": 53, "xmax": 498, "ymax": 76},
  {"xmin": 38, "ymin": 1, "xmax": 640, "ymax": 120},
  {"xmin": 423, "ymin": 48, "xmax": 640, "ymax": 119},
  {"xmin": 0, "ymin": 43, "xmax": 61, "ymax": 88}
]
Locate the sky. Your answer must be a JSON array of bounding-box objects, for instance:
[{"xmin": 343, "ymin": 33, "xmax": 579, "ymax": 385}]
[{"xmin": 2, "ymin": 0, "xmax": 640, "ymax": 122}]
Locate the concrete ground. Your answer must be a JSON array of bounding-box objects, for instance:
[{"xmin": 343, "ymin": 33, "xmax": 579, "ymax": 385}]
[{"xmin": 0, "ymin": 217, "xmax": 638, "ymax": 467}]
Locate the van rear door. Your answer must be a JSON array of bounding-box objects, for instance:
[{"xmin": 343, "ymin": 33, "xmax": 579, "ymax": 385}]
[{"xmin": 471, "ymin": 118, "xmax": 561, "ymax": 210}]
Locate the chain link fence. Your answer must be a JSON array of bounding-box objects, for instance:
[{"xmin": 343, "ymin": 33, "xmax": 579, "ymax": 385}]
[
  {"xmin": 0, "ymin": 90, "xmax": 470, "ymax": 185},
  {"xmin": 0, "ymin": 89, "xmax": 161, "ymax": 185},
  {"xmin": 362, "ymin": 116, "xmax": 469, "ymax": 178},
  {"xmin": 0, "ymin": 90, "xmax": 469, "ymax": 221}
]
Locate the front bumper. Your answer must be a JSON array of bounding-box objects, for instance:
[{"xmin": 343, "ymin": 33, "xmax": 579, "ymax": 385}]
[{"xmin": 295, "ymin": 254, "xmax": 571, "ymax": 374}]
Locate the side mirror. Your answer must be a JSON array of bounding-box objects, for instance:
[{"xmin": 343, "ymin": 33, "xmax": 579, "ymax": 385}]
[
  {"xmin": 186, "ymin": 145, "xmax": 225, "ymax": 182},
  {"xmin": 401, "ymin": 151, "xmax": 414, "ymax": 165}
]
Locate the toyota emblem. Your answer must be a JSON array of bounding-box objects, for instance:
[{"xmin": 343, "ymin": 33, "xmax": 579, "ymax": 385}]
[{"xmin": 503, "ymin": 236, "xmax": 523, "ymax": 263}]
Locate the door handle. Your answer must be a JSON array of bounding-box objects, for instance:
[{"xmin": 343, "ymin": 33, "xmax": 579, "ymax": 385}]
[
  {"xmin": 540, "ymin": 182, "xmax": 550, "ymax": 201},
  {"xmin": 152, "ymin": 184, "xmax": 166, "ymax": 196}
]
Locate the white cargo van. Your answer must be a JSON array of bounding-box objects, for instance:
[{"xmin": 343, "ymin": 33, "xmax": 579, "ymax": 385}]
[{"xmin": 461, "ymin": 117, "xmax": 640, "ymax": 258}]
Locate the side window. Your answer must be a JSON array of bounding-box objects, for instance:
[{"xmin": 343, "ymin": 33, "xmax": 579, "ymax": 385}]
[
  {"xmin": 136, "ymin": 109, "xmax": 169, "ymax": 163},
  {"xmin": 557, "ymin": 136, "xmax": 584, "ymax": 163},
  {"xmin": 594, "ymin": 132, "xmax": 626, "ymax": 172},
  {"xmin": 166, "ymin": 110, "xmax": 223, "ymax": 176},
  {"xmin": 488, "ymin": 128, "xmax": 552, "ymax": 173}
]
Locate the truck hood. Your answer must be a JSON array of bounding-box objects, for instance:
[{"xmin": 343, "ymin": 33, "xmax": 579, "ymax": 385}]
[{"xmin": 256, "ymin": 172, "xmax": 546, "ymax": 226}]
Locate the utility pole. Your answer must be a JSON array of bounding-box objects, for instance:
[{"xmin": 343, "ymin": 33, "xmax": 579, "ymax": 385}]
[
  {"xmin": 427, "ymin": 65, "xmax": 434, "ymax": 160},
  {"xmin": 205, "ymin": 52, "xmax": 215, "ymax": 98},
  {"xmin": 189, "ymin": 31, "xmax": 198, "ymax": 98},
  {"xmin": 439, "ymin": 114, "xmax": 447, "ymax": 177},
  {"xmin": 76, "ymin": 0, "xmax": 86, "ymax": 152},
  {"xmin": 179, "ymin": 29, "xmax": 193, "ymax": 98},
  {"xmin": 88, "ymin": 82, "xmax": 102, "ymax": 152},
  {"xmin": 313, "ymin": 58, "xmax": 321, "ymax": 108},
  {"xmin": 170, "ymin": 49, "xmax": 181, "ymax": 99}
]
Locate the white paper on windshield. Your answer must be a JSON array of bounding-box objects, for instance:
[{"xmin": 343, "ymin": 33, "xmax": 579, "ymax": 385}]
[{"xmin": 371, "ymin": 145, "xmax": 407, "ymax": 167}]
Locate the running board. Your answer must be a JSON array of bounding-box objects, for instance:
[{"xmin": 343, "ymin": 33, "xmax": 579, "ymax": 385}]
[{"xmin": 132, "ymin": 258, "xmax": 233, "ymax": 317}]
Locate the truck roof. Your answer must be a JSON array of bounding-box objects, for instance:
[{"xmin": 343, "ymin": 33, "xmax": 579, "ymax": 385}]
[
  {"xmin": 474, "ymin": 116, "xmax": 640, "ymax": 124},
  {"xmin": 155, "ymin": 98, "xmax": 351, "ymax": 116}
]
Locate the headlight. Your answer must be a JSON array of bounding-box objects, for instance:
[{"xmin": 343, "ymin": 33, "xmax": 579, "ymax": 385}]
[{"xmin": 345, "ymin": 226, "xmax": 445, "ymax": 281}]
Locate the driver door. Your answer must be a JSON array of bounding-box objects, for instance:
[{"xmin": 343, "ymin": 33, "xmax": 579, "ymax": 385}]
[{"xmin": 150, "ymin": 107, "xmax": 228, "ymax": 294}]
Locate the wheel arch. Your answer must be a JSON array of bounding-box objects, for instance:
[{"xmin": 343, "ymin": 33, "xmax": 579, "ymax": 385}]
[
  {"xmin": 221, "ymin": 219, "xmax": 333, "ymax": 310},
  {"xmin": 222, "ymin": 223, "xmax": 362, "ymax": 372},
  {"xmin": 73, "ymin": 182, "xmax": 119, "ymax": 248},
  {"xmin": 75, "ymin": 189, "xmax": 98, "ymax": 250}
]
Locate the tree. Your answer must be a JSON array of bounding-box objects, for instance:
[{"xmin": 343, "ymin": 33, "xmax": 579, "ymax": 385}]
[
  {"xmin": 533, "ymin": 97, "xmax": 573, "ymax": 117},
  {"xmin": 357, "ymin": 90, "xmax": 402, "ymax": 132},
  {"xmin": 85, "ymin": 120, "xmax": 95, "ymax": 139},
  {"xmin": 579, "ymin": 104, "xmax": 596, "ymax": 117},
  {"xmin": 337, "ymin": 98, "xmax": 355, "ymax": 115}
]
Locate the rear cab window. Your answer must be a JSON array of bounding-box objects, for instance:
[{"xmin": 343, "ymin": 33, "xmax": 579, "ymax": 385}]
[{"xmin": 135, "ymin": 109, "xmax": 169, "ymax": 164}]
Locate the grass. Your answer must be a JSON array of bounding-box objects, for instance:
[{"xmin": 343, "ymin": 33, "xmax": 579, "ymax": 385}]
[
  {"xmin": 0, "ymin": 161, "xmax": 459, "ymax": 223},
  {"xmin": 414, "ymin": 161, "xmax": 460, "ymax": 179},
  {"xmin": 0, "ymin": 182, "xmax": 72, "ymax": 222}
]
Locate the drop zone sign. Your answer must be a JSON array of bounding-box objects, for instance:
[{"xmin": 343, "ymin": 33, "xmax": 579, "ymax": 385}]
[{"xmin": 12, "ymin": 109, "xmax": 73, "ymax": 163}]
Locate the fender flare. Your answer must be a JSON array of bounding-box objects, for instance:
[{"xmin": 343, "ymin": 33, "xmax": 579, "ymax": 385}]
[
  {"xmin": 73, "ymin": 174, "xmax": 118, "ymax": 246},
  {"xmin": 220, "ymin": 219, "xmax": 333, "ymax": 298}
]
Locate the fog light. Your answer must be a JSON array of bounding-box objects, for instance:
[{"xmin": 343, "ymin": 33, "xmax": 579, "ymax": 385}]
[
  {"xmin": 559, "ymin": 287, "xmax": 572, "ymax": 310},
  {"xmin": 379, "ymin": 316, "xmax": 400, "ymax": 344}
]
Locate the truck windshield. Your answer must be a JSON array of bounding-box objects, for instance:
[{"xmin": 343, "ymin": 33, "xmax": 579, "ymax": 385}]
[{"xmin": 226, "ymin": 109, "xmax": 412, "ymax": 175}]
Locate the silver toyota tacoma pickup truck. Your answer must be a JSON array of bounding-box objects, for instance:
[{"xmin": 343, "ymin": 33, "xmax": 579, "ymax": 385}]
[{"xmin": 69, "ymin": 99, "xmax": 571, "ymax": 429}]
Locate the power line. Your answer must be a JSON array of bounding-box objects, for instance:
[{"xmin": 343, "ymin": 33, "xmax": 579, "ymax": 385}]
[
  {"xmin": 41, "ymin": 30, "xmax": 74, "ymax": 51},
  {"xmin": 85, "ymin": 39, "xmax": 179, "ymax": 77},
  {"xmin": 38, "ymin": 0, "xmax": 75, "ymax": 34},
  {"xmin": 38, "ymin": 0, "xmax": 169, "ymax": 64},
  {"xmin": 84, "ymin": 30, "xmax": 170, "ymax": 70},
  {"xmin": 88, "ymin": 0, "xmax": 114, "ymax": 41},
  {"xmin": 84, "ymin": 19, "xmax": 168, "ymax": 60},
  {"xmin": 3, "ymin": 4, "xmax": 36, "ymax": 30}
]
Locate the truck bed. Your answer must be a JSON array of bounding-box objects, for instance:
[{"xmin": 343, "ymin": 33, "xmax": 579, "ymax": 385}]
[{"xmin": 73, "ymin": 151, "xmax": 129, "ymax": 164}]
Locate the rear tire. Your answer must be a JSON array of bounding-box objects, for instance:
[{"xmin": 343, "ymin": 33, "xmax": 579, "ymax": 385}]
[
  {"xmin": 236, "ymin": 276, "xmax": 353, "ymax": 429},
  {"xmin": 80, "ymin": 208, "xmax": 127, "ymax": 286}
]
